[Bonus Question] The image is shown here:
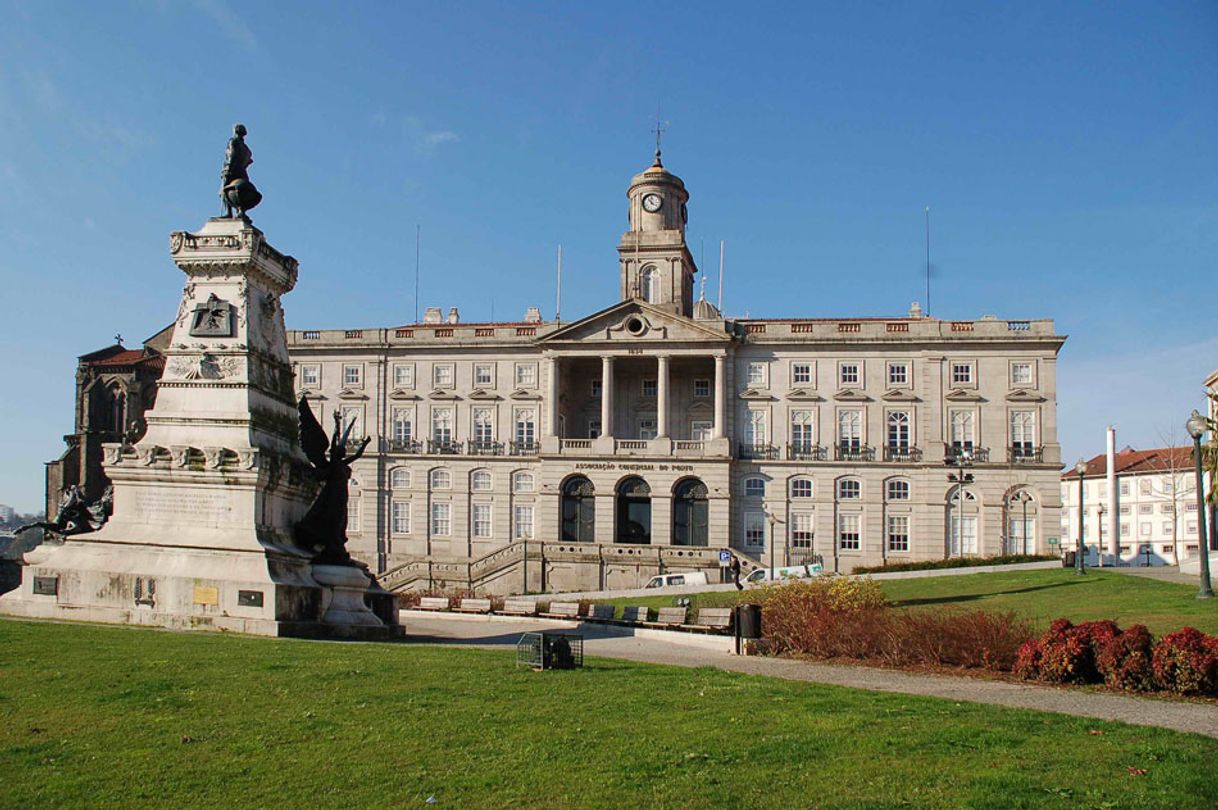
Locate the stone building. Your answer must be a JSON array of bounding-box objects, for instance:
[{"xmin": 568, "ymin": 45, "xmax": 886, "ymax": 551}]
[
  {"xmin": 285, "ymin": 155, "xmax": 1066, "ymax": 593},
  {"xmin": 1061, "ymin": 446, "xmax": 1204, "ymax": 567},
  {"xmin": 44, "ymin": 329, "xmax": 170, "ymax": 519}
]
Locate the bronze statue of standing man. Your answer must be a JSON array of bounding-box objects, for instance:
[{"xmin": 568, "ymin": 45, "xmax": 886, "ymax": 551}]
[{"xmin": 219, "ymin": 123, "xmax": 262, "ymax": 220}]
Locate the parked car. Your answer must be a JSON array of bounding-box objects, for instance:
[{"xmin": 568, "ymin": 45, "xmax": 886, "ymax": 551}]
[
  {"xmin": 744, "ymin": 564, "xmax": 825, "ymax": 584},
  {"xmin": 643, "ymin": 571, "xmax": 710, "ymax": 589}
]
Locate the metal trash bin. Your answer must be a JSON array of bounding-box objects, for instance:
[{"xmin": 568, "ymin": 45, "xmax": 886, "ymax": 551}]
[
  {"xmin": 734, "ymin": 604, "xmax": 762, "ymax": 655},
  {"xmin": 1062, "ymin": 551, "xmax": 1076, "ymax": 568},
  {"xmin": 516, "ymin": 632, "xmax": 584, "ymax": 670}
]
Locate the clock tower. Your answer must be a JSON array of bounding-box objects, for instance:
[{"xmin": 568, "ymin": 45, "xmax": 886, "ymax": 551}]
[{"xmin": 618, "ymin": 149, "xmax": 698, "ymax": 317}]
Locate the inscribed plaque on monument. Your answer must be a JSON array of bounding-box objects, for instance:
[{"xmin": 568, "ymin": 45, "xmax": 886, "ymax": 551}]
[
  {"xmin": 33, "ymin": 576, "xmax": 59, "ymax": 596},
  {"xmin": 192, "ymin": 585, "xmax": 220, "ymax": 606},
  {"xmin": 190, "ymin": 293, "xmax": 234, "ymax": 337}
]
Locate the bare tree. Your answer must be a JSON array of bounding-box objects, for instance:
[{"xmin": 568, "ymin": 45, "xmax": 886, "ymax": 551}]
[{"xmin": 1149, "ymin": 425, "xmax": 1193, "ymax": 567}]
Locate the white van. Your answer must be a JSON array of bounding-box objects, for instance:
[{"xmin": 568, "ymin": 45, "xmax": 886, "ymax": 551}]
[
  {"xmin": 643, "ymin": 571, "xmax": 709, "ymax": 589},
  {"xmin": 744, "ymin": 564, "xmax": 824, "ymax": 584}
]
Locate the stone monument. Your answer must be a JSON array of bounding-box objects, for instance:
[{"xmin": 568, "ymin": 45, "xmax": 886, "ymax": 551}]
[{"xmin": 0, "ymin": 126, "xmax": 400, "ymax": 639}]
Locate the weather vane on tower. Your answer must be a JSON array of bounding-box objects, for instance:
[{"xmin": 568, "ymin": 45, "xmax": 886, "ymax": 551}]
[{"xmin": 652, "ymin": 107, "xmax": 668, "ymax": 167}]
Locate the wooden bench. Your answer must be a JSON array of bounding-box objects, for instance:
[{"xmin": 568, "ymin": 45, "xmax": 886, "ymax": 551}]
[
  {"xmin": 681, "ymin": 607, "xmax": 733, "ymax": 634},
  {"xmin": 498, "ymin": 598, "xmax": 537, "ymax": 616},
  {"xmin": 641, "ymin": 606, "xmax": 687, "ymax": 629},
  {"xmin": 453, "ymin": 597, "xmax": 493, "ymax": 614},
  {"xmin": 416, "ymin": 597, "xmax": 449, "ymax": 611},
  {"xmin": 618, "ymin": 606, "xmax": 650, "ymax": 624},
  {"xmin": 586, "ymin": 604, "xmax": 616, "ymax": 622},
  {"xmin": 539, "ymin": 601, "xmax": 581, "ymax": 619}
]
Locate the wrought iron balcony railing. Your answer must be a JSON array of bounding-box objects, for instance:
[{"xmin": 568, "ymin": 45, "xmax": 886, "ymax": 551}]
[
  {"xmin": 884, "ymin": 446, "xmax": 923, "ymax": 462},
  {"xmin": 510, "ymin": 440, "xmax": 540, "ymax": 456},
  {"xmin": 427, "ymin": 439, "xmax": 463, "ymax": 455},
  {"xmin": 787, "ymin": 443, "xmax": 827, "ymax": 461},
  {"xmin": 467, "ymin": 440, "xmax": 504, "ymax": 456},
  {"xmin": 388, "ymin": 438, "xmax": 423, "ymax": 454},
  {"xmin": 738, "ymin": 443, "xmax": 779, "ymax": 460},
  {"xmin": 835, "ymin": 444, "xmax": 876, "ymax": 462},
  {"xmin": 944, "ymin": 444, "xmax": 990, "ymax": 464},
  {"xmin": 1008, "ymin": 445, "xmax": 1044, "ymax": 464}
]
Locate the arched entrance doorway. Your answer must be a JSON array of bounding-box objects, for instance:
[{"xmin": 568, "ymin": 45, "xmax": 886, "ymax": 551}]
[
  {"xmin": 561, "ymin": 476, "xmax": 596, "ymax": 543},
  {"xmin": 1004, "ymin": 488, "xmax": 1037, "ymax": 555},
  {"xmin": 672, "ymin": 478, "xmax": 709, "ymax": 546},
  {"xmin": 616, "ymin": 477, "xmax": 651, "ymax": 544}
]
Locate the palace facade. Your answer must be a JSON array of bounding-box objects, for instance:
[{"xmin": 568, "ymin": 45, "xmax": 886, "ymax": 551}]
[{"xmin": 286, "ymin": 155, "xmax": 1066, "ymax": 593}]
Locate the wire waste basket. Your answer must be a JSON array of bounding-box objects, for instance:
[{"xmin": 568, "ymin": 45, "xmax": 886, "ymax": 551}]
[{"xmin": 516, "ymin": 632, "xmax": 584, "ymax": 670}]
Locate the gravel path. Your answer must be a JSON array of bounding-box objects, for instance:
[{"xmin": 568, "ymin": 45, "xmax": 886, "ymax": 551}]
[{"xmin": 404, "ymin": 614, "xmax": 1218, "ymax": 739}]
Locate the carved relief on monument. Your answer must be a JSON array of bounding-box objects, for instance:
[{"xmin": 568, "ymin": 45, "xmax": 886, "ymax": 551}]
[{"xmin": 190, "ymin": 293, "xmax": 235, "ymax": 338}]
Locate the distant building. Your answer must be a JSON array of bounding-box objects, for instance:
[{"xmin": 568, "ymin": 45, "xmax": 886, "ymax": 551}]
[
  {"xmin": 45, "ymin": 328, "xmax": 171, "ymax": 521},
  {"xmin": 0, "ymin": 504, "xmax": 14, "ymax": 523},
  {"xmin": 1060, "ymin": 446, "xmax": 1204, "ymax": 566}
]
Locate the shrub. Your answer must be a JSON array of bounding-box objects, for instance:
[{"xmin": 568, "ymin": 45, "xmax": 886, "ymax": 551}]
[
  {"xmin": 397, "ymin": 589, "xmax": 504, "ymax": 611},
  {"xmin": 1097, "ymin": 624, "xmax": 1155, "ymax": 692},
  {"xmin": 1152, "ymin": 627, "xmax": 1218, "ymax": 696},
  {"xmin": 1033, "ymin": 620, "xmax": 1120, "ymax": 684},
  {"xmin": 884, "ymin": 609, "xmax": 1034, "ymax": 670},
  {"xmin": 852, "ymin": 554, "xmax": 1058, "ymax": 575}
]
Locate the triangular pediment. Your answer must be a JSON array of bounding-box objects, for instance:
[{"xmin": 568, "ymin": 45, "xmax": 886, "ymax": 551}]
[
  {"xmin": 833, "ymin": 388, "xmax": 873, "ymax": 402},
  {"xmin": 388, "ymin": 389, "xmax": 420, "ymax": 401},
  {"xmin": 509, "ymin": 388, "xmax": 542, "ymax": 400},
  {"xmin": 337, "ymin": 387, "xmax": 369, "ymax": 400},
  {"xmin": 299, "ymin": 389, "xmax": 326, "ymax": 401},
  {"xmin": 881, "ymin": 389, "xmax": 921, "ymax": 402},
  {"xmin": 688, "ymin": 400, "xmax": 713, "ymax": 413},
  {"xmin": 540, "ymin": 299, "xmax": 732, "ymax": 345},
  {"xmin": 428, "ymin": 388, "xmax": 461, "ymax": 400},
  {"xmin": 468, "ymin": 388, "xmax": 501, "ymax": 401},
  {"xmin": 945, "ymin": 388, "xmax": 985, "ymax": 402},
  {"xmin": 1006, "ymin": 389, "xmax": 1046, "ymax": 403},
  {"xmin": 786, "ymin": 388, "xmax": 824, "ymax": 402},
  {"xmin": 739, "ymin": 387, "xmax": 776, "ymax": 401}
]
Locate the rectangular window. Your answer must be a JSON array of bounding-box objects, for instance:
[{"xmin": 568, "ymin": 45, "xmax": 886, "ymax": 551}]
[
  {"xmin": 346, "ymin": 499, "xmax": 360, "ymax": 533},
  {"xmin": 1139, "ymin": 504, "xmax": 1153, "ymax": 515},
  {"xmin": 515, "ymin": 408, "xmax": 536, "ymax": 446},
  {"xmin": 1160, "ymin": 503, "xmax": 1173, "ymax": 514},
  {"xmin": 1140, "ymin": 523, "xmax": 1152, "ymax": 537},
  {"xmin": 1011, "ymin": 411, "xmax": 1036, "ymax": 455},
  {"xmin": 792, "ymin": 362, "xmax": 813, "ymax": 385},
  {"xmin": 474, "ymin": 364, "xmax": 494, "ymax": 386},
  {"xmin": 638, "ymin": 418, "xmax": 657, "ymax": 440},
  {"xmin": 513, "ymin": 505, "xmax": 534, "ymax": 540},
  {"xmin": 472, "ymin": 407, "xmax": 494, "ymax": 445},
  {"xmin": 887, "ymin": 515, "xmax": 910, "ymax": 552},
  {"xmin": 744, "ymin": 511, "xmax": 766, "ymax": 547},
  {"xmin": 642, "ymin": 378, "xmax": 657, "ymax": 397},
  {"xmin": 887, "ymin": 411, "xmax": 910, "ymax": 450},
  {"xmin": 1120, "ymin": 523, "xmax": 1130, "ymax": 536},
  {"xmin": 1119, "ymin": 505, "xmax": 1130, "ymax": 515},
  {"xmin": 746, "ymin": 410, "xmax": 768, "ymax": 445},
  {"xmin": 515, "ymin": 363, "xmax": 537, "ymax": 387},
  {"xmin": 790, "ymin": 410, "xmax": 815, "ymax": 448},
  {"xmin": 472, "ymin": 503, "xmax": 493, "ymax": 539},
  {"xmin": 393, "ymin": 363, "xmax": 415, "ymax": 388},
  {"xmin": 838, "ymin": 410, "xmax": 862, "ymax": 449},
  {"xmin": 1008, "ymin": 517, "xmax": 1035, "ymax": 554},
  {"xmin": 950, "ymin": 516, "xmax": 978, "ymax": 555},
  {"xmin": 433, "ymin": 364, "xmax": 454, "ymax": 388},
  {"xmin": 431, "ymin": 407, "xmax": 453, "ymax": 442},
  {"xmin": 1010, "ymin": 362, "xmax": 1033, "ymax": 386},
  {"xmin": 591, "ymin": 378, "xmax": 603, "ymax": 397},
  {"xmin": 1139, "ymin": 479, "xmax": 1152, "ymax": 495},
  {"xmin": 839, "ymin": 362, "xmax": 860, "ymax": 386},
  {"xmin": 431, "ymin": 503, "xmax": 451, "ymax": 536},
  {"xmin": 887, "ymin": 362, "xmax": 909, "ymax": 387},
  {"xmin": 951, "ymin": 362, "xmax": 974, "ymax": 386},
  {"xmin": 343, "ymin": 364, "xmax": 362, "ymax": 387},
  {"xmin": 746, "ymin": 362, "xmax": 768, "ymax": 387},
  {"xmin": 1187, "ymin": 521, "xmax": 1198, "ymax": 534},
  {"xmin": 391, "ymin": 408, "xmax": 413, "ymax": 443},
  {"xmin": 693, "ymin": 378, "xmax": 710, "ymax": 398},
  {"xmin": 791, "ymin": 513, "xmax": 814, "ymax": 548},
  {"xmin": 300, "ymin": 365, "xmax": 319, "ymax": 387},
  {"xmin": 340, "ymin": 406, "xmax": 362, "ymax": 438},
  {"xmin": 391, "ymin": 501, "xmax": 410, "ymax": 534},
  {"xmin": 691, "ymin": 420, "xmax": 712, "ymax": 441},
  {"xmin": 1163, "ymin": 522, "xmax": 1174, "ymax": 536},
  {"xmin": 588, "ymin": 419, "xmax": 601, "ymax": 439},
  {"xmin": 949, "ymin": 410, "xmax": 975, "ymax": 449},
  {"xmin": 837, "ymin": 514, "xmax": 861, "ymax": 551},
  {"xmin": 1120, "ymin": 480, "xmax": 1130, "ymax": 496}
]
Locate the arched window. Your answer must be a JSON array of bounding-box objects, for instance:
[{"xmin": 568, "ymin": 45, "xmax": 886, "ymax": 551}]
[
  {"xmin": 1005, "ymin": 489, "xmax": 1037, "ymax": 554},
  {"xmin": 744, "ymin": 476, "xmax": 767, "ymax": 498},
  {"xmin": 886, "ymin": 479, "xmax": 910, "ymax": 501},
  {"xmin": 430, "ymin": 469, "xmax": 451, "ymax": 490},
  {"xmin": 837, "ymin": 479, "xmax": 861, "ymax": 500},
  {"xmin": 390, "ymin": 468, "xmax": 411, "ymax": 489},
  {"xmin": 673, "ymin": 479, "xmax": 709, "ymax": 546},
  {"xmin": 512, "ymin": 471, "xmax": 535, "ymax": 493},
  {"xmin": 561, "ymin": 476, "xmax": 595, "ymax": 543},
  {"xmin": 471, "ymin": 470, "xmax": 493, "ymax": 492},
  {"xmin": 790, "ymin": 477, "xmax": 813, "ymax": 499},
  {"xmin": 948, "ymin": 487, "xmax": 980, "ymax": 555},
  {"xmin": 616, "ymin": 477, "xmax": 652, "ymax": 544},
  {"xmin": 640, "ymin": 266, "xmax": 659, "ymax": 304}
]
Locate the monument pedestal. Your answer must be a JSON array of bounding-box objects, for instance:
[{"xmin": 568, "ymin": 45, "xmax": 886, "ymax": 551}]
[{"xmin": 1, "ymin": 217, "xmax": 401, "ymax": 639}]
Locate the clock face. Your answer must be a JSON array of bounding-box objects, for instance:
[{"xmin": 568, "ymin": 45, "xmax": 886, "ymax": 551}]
[{"xmin": 642, "ymin": 193, "xmax": 663, "ymax": 213}]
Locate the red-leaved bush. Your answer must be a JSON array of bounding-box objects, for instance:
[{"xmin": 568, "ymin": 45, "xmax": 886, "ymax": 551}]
[
  {"xmin": 1152, "ymin": 627, "xmax": 1218, "ymax": 695},
  {"xmin": 1096, "ymin": 624, "xmax": 1155, "ymax": 692},
  {"xmin": 1014, "ymin": 619, "xmax": 1121, "ymax": 684}
]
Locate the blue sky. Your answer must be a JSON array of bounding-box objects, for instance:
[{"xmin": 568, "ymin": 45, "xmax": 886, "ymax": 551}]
[{"xmin": 1, "ymin": 1, "xmax": 1215, "ymax": 511}]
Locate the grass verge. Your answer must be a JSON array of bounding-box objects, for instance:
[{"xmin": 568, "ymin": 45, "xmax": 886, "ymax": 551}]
[{"xmin": 1, "ymin": 618, "xmax": 1216, "ymax": 808}]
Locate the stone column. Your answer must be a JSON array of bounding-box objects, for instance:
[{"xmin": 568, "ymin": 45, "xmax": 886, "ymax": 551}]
[
  {"xmin": 600, "ymin": 356, "xmax": 615, "ymax": 439},
  {"xmin": 656, "ymin": 355, "xmax": 670, "ymax": 439},
  {"xmin": 545, "ymin": 357, "xmax": 559, "ymax": 438},
  {"xmin": 712, "ymin": 355, "xmax": 726, "ymax": 440}
]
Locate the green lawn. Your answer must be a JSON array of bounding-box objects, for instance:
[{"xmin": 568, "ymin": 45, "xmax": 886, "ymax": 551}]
[
  {"xmin": 602, "ymin": 569, "xmax": 1218, "ymax": 635},
  {"xmin": 1, "ymin": 619, "xmax": 1215, "ymax": 808}
]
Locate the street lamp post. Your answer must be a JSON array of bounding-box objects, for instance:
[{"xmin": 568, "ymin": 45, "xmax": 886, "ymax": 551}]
[
  {"xmin": 1097, "ymin": 503, "xmax": 1105, "ymax": 568},
  {"xmin": 766, "ymin": 512, "xmax": 777, "ymax": 582},
  {"xmin": 1011, "ymin": 490, "xmax": 1033, "ymax": 555},
  {"xmin": 1185, "ymin": 410, "xmax": 1212, "ymax": 599},
  {"xmin": 1075, "ymin": 458, "xmax": 1087, "ymax": 576}
]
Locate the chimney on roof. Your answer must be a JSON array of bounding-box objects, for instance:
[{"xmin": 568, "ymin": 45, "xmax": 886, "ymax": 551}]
[
  {"xmin": 909, "ymin": 301, "xmax": 922, "ymax": 319},
  {"xmin": 447, "ymin": 307, "xmax": 460, "ymax": 324},
  {"xmin": 423, "ymin": 307, "xmax": 442, "ymax": 324},
  {"xmin": 524, "ymin": 306, "xmax": 542, "ymax": 324}
]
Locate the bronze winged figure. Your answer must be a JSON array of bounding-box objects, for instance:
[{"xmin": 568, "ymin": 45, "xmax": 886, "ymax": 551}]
[{"xmin": 293, "ymin": 396, "xmax": 370, "ymax": 566}]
